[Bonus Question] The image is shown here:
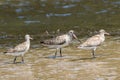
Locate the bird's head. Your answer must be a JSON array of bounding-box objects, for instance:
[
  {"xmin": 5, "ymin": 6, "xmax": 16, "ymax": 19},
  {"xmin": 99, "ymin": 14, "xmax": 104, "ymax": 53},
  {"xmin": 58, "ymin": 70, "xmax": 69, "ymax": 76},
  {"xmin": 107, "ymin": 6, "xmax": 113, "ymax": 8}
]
[
  {"xmin": 25, "ymin": 34, "xmax": 33, "ymax": 40},
  {"xmin": 68, "ymin": 30, "xmax": 81, "ymax": 43},
  {"xmin": 99, "ymin": 29, "xmax": 110, "ymax": 35}
]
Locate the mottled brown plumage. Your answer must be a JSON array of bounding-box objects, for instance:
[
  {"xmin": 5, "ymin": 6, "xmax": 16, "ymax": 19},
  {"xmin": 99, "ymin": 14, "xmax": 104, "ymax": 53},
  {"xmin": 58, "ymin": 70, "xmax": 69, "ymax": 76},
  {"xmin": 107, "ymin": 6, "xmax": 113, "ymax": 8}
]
[
  {"xmin": 41, "ymin": 35, "xmax": 67, "ymax": 45},
  {"xmin": 78, "ymin": 29, "xmax": 109, "ymax": 58},
  {"xmin": 6, "ymin": 42, "xmax": 28, "ymax": 53},
  {"xmin": 41, "ymin": 30, "xmax": 80, "ymax": 57},
  {"xmin": 4, "ymin": 34, "xmax": 32, "ymax": 63}
]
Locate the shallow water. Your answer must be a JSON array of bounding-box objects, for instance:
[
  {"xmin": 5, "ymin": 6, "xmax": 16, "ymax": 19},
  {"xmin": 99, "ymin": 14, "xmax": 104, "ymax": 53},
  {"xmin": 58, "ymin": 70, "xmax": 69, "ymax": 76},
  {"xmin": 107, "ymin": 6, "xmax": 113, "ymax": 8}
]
[
  {"xmin": 0, "ymin": 0, "xmax": 120, "ymax": 36},
  {"xmin": 0, "ymin": 38, "xmax": 120, "ymax": 80},
  {"xmin": 0, "ymin": 0, "xmax": 120, "ymax": 80}
]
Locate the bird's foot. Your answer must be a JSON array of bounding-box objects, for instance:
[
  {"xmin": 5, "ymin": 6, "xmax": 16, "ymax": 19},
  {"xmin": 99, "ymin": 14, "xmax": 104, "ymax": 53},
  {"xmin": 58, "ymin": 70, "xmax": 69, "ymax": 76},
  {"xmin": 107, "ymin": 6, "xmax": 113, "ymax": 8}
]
[
  {"xmin": 21, "ymin": 61, "xmax": 25, "ymax": 64},
  {"xmin": 93, "ymin": 56, "xmax": 96, "ymax": 58},
  {"xmin": 13, "ymin": 62, "xmax": 16, "ymax": 64},
  {"xmin": 53, "ymin": 56, "xmax": 57, "ymax": 59}
]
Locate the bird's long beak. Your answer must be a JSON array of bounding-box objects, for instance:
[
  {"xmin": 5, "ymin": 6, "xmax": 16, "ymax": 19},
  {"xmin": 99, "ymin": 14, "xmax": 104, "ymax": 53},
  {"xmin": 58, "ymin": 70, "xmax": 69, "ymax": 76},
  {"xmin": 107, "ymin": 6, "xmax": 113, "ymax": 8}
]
[
  {"xmin": 30, "ymin": 37, "xmax": 33, "ymax": 40},
  {"xmin": 73, "ymin": 34, "xmax": 81, "ymax": 43},
  {"xmin": 105, "ymin": 32, "xmax": 110, "ymax": 35}
]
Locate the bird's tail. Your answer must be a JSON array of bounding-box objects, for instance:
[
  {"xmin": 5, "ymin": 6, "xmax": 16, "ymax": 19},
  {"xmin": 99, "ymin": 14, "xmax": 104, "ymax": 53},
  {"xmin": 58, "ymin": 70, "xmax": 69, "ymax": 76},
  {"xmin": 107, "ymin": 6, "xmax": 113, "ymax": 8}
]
[
  {"xmin": 0, "ymin": 52, "xmax": 7, "ymax": 54},
  {"xmin": 77, "ymin": 44, "xmax": 84, "ymax": 49},
  {"xmin": 3, "ymin": 52, "xmax": 7, "ymax": 54},
  {"xmin": 40, "ymin": 41, "xmax": 45, "ymax": 44}
]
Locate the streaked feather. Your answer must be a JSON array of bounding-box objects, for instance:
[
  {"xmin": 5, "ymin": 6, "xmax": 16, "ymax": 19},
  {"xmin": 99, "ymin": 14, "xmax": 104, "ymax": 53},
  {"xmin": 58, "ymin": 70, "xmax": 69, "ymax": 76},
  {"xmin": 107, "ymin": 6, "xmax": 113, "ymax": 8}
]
[
  {"xmin": 80, "ymin": 35, "xmax": 102, "ymax": 47},
  {"xmin": 41, "ymin": 35, "xmax": 67, "ymax": 45},
  {"xmin": 6, "ymin": 42, "xmax": 28, "ymax": 53}
]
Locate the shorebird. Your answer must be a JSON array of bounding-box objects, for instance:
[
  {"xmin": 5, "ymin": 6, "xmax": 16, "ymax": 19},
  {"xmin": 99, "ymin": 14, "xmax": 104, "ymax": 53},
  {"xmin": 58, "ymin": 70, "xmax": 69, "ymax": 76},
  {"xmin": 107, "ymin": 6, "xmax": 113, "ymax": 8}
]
[
  {"xmin": 4, "ymin": 34, "xmax": 32, "ymax": 63},
  {"xmin": 78, "ymin": 29, "xmax": 109, "ymax": 58},
  {"xmin": 40, "ymin": 30, "xmax": 81, "ymax": 57}
]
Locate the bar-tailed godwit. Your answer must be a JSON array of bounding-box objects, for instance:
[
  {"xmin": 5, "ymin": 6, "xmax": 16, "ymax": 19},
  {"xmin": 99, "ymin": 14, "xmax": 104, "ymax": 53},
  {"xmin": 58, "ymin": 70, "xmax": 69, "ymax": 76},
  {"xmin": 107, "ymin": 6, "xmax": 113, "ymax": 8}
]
[
  {"xmin": 40, "ymin": 30, "xmax": 80, "ymax": 57},
  {"xmin": 4, "ymin": 34, "xmax": 32, "ymax": 63},
  {"xmin": 78, "ymin": 29, "xmax": 109, "ymax": 58}
]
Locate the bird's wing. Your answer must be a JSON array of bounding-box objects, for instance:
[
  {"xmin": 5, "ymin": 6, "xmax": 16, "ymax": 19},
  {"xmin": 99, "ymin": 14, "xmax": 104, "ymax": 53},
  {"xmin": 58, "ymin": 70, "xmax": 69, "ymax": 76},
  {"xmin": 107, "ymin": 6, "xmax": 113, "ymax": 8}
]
[
  {"xmin": 13, "ymin": 42, "xmax": 27, "ymax": 52},
  {"xmin": 4, "ymin": 41, "xmax": 28, "ymax": 54},
  {"xmin": 41, "ymin": 35, "xmax": 66, "ymax": 45},
  {"xmin": 81, "ymin": 35, "xmax": 102, "ymax": 47}
]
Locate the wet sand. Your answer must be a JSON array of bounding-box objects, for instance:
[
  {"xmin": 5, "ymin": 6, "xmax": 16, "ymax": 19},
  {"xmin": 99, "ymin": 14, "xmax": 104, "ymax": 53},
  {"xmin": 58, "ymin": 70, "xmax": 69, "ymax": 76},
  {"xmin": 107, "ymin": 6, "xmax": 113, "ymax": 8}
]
[{"xmin": 0, "ymin": 39, "xmax": 120, "ymax": 80}]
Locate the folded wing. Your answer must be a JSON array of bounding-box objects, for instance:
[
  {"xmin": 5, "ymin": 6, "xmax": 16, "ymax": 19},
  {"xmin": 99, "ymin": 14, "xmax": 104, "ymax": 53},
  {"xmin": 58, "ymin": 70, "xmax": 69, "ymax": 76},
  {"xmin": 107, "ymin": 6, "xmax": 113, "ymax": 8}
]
[
  {"xmin": 81, "ymin": 35, "xmax": 102, "ymax": 47},
  {"xmin": 6, "ymin": 42, "xmax": 27, "ymax": 53},
  {"xmin": 41, "ymin": 35, "xmax": 66, "ymax": 45}
]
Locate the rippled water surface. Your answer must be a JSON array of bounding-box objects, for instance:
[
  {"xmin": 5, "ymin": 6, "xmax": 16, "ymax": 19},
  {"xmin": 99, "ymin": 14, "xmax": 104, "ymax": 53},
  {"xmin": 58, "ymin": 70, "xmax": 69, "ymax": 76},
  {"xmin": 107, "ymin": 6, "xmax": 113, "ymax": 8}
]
[
  {"xmin": 0, "ymin": 0, "xmax": 120, "ymax": 80},
  {"xmin": 0, "ymin": 0, "xmax": 120, "ymax": 36},
  {"xmin": 0, "ymin": 38, "xmax": 120, "ymax": 80}
]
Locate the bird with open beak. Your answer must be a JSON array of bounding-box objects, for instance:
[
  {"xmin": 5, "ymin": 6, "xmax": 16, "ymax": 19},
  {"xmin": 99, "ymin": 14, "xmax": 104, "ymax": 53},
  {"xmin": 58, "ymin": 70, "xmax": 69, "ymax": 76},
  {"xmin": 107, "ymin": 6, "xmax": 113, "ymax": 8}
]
[{"xmin": 40, "ymin": 30, "xmax": 80, "ymax": 58}]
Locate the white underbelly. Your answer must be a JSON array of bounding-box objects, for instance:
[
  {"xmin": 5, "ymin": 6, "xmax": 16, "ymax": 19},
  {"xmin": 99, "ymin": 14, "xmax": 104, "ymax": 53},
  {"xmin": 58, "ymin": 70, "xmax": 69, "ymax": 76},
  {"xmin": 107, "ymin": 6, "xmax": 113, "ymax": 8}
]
[
  {"xmin": 78, "ymin": 46, "xmax": 96, "ymax": 50},
  {"xmin": 46, "ymin": 42, "xmax": 69, "ymax": 49},
  {"xmin": 6, "ymin": 52, "xmax": 25, "ymax": 56}
]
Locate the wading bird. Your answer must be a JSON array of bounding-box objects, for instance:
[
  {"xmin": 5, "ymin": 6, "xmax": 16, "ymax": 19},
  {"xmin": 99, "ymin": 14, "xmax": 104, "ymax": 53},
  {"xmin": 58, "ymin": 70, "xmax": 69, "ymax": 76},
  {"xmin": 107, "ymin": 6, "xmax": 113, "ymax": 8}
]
[
  {"xmin": 40, "ymin": 30, "xmax": 81, "ymax": 58},
  {"xmin": 78, "ymin": 29, "xmax": 109, "ymax": 58},
  {"xmin": 4, "ymin": 34, "xmax": 32, "ymax": 63}
]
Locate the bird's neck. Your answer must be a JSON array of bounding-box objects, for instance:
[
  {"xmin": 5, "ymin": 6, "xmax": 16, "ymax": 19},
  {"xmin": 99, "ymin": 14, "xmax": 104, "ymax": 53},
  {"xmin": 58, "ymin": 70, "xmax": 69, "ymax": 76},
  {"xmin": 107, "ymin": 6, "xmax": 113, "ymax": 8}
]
[
  {"xmin": 26, "ymin": 39, "xmax": 30, "ymax": 43},
  {"xmin": 100, "ymin": 33, "xmax": 105, "ymax": 42},
  {"xmin": 66, "ymin": 34, "xmax": 73, "ymax": 42},
  {"xmin": 68, "ymin": 33, "xmax": 73, "ymax": 39},
  {"xmin": 25, "ymin": 39, "xmax": 30, "ymax": 51},
  {"xmin": 100, "ymin": 33, "xmax": 105, "ymax": 37}
]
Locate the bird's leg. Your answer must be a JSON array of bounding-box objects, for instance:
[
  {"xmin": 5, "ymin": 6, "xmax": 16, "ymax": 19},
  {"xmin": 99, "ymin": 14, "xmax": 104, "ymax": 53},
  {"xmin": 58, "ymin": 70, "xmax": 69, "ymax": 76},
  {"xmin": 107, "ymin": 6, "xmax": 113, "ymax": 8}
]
[
  {"xmin": 92, "ymin": 49, "xmax": 96, "ymax": 58},
  {"xmin": 55, "ymin": 49, "xmax": 58, "ymax": 57},
  {"xmin": 21, "ymin": 56, "xmax": 24, "ymax": 63},
  {"xmin": 60, "ymin": 48, "xmax": 62, "ymax": 57},
  {"xmin": 13, "ymin": 56, "xmax": 17, "ymax": 64}
]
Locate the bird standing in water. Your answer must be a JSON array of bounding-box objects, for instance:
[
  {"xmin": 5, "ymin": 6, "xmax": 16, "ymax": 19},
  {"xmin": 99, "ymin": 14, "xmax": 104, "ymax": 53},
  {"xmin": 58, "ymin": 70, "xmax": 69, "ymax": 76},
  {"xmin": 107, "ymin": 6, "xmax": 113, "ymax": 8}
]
[
  {"xmin": 40, "ymin": 30, "xmax": 80, "ymax": 58},
  {"xmin": 78, "ymin": 29, "xmax": 109, "ymax": 58},
  {"xmin": 4, "ymin": 34, "xmax": 32, "ymax": 63}
]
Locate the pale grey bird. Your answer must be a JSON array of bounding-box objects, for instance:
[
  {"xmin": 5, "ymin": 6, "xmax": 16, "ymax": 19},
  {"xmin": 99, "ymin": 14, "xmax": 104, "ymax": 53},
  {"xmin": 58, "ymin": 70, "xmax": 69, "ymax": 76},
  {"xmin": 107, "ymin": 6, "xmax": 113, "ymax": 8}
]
[
  {"xmin": 78, "ymin": 29, "xmax": 110, "ymax": 58},
  {"xmin": 40, "ymin": 30, "xmax": 81, "ymax": 57},
  {"xmin": 4, "ymin": 34, "xmax": 32, "ymax": 63}
]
